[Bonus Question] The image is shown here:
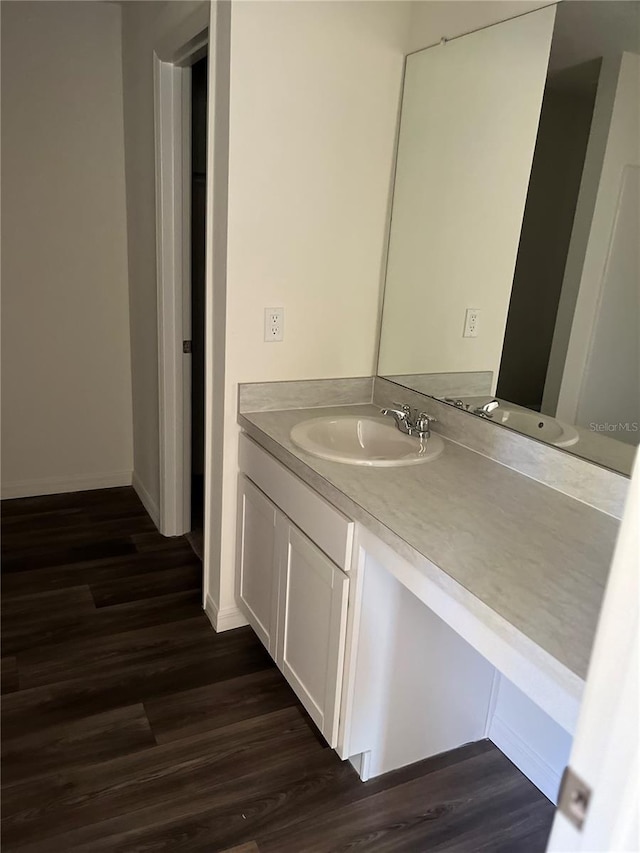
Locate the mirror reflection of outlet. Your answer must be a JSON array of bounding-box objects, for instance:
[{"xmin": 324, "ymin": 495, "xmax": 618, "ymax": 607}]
[
  {"xmin": 264, "ymin": 307, "xmax": 284, "ymax": 342},
  {"xmin": 463, "ymin": 308, "xmax": 479, "ymax": 338}
]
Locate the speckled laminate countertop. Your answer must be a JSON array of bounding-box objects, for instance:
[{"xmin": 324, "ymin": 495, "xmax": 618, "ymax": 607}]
[{"xmin": 239, "ymin": 404, "xmax": 619, "ymax": 695}]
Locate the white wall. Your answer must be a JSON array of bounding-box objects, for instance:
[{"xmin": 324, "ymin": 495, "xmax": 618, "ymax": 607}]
[
  {"xmin": 120, "ymin": 0, "xmax": 208, "ymax": 516},
  {"xmin": 377, "ymin": 8, "xmax": 555, "ymax": 386},
  {"xmin": 543, "ymin": 53, "xmax": 625, "ymax": 417},
  {"xmin": 1, "ymin": 1, "xmax": 133, "ymax": 498},
  {"xmin": 556, "ymin": 52, "xmax": 640, "ymax": 431},
  {"xmin": 542, "ymin": 2, "xmax": 640, "ymax": 420},
  {"xmin": 406, "ymin": 0, "xmax": 555, "ymax": 54},
  {"xmin": 576, "ymin": 161, "xmax": 638, "ymax": 440},
  {"xmin": 208, "ymin": 1, "xmax": 411, "ymax": 622}
]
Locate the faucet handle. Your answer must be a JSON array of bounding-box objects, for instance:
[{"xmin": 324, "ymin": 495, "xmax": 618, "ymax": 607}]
[
  {"xmin": 417, "ymin": 412, "xmax": 437, "ymax": 429},
  {"xmin": 415, "ymin": 411, "xmax": 437, "ymax": 437}
]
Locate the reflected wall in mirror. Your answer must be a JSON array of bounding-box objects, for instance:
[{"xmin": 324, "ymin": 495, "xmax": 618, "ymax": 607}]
[{"xmin": 378, "ymin": 1, "xmax": 640, "ymax": 475}]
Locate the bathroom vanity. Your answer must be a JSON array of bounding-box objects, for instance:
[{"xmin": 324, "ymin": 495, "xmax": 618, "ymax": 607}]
[{"xmin": 234, "ymin": 380, "xmax": 621, "ymax": 803}]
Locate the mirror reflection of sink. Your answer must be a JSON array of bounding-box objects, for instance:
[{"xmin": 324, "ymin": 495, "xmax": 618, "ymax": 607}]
[
  {"xmin": 491, "ymin": 405, "xmax": 579, "ymax": 447},
  {"xmin": 290, "ymin": 416, "xmax": 444, "ymax": 467}
]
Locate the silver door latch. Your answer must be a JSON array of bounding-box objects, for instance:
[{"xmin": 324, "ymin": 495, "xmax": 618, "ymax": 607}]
[{"xmin": 558, "ymin": 766, "xmax": 591, "ymax": 830}]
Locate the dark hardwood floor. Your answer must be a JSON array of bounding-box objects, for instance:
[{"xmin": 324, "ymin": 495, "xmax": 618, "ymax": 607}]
[{"xmin": 1, "ymin": 487, "xmax": 555, "ymax": 852}]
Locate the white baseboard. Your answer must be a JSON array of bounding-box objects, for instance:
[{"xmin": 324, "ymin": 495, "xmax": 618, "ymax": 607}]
[
  {"xmin": 349, "ymin": 751, "xmax": 371, "ymax": 782},
  {"xmin": 483, "ymin": 669, "xmax": 501, "ymax": 737},
  {"xmin": 1, "ymin": 470, "xmax": 132, "ymax": 500},
  {"xmin": 132, "ymin": 472, "xmax": 160, "ymax": 529},
  {"xmin": 489, "ymin": 715, "xmax": 562, "ymax": 804},
  {"xmin": 204, "ymin": 594, "xmax": 249, "ymax": 633}
]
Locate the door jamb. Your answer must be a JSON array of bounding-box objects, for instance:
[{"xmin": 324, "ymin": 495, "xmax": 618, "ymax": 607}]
[{"xmin": 154, "ymin": 19, "xmax": 208, "ymax": 538}]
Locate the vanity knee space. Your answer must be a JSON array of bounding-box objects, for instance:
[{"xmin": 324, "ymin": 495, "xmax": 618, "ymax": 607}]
[{"xmin": 342, "ymin": 546, "xmax": 572, "ymax": 801}]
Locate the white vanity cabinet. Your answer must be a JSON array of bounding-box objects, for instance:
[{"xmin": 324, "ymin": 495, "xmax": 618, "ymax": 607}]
[
  {"xmin": 236, "ymin": 476, "xmax": 279, "ymax": 655},
  {"xmin": 236, "ymin": 434, "xmax": 354, "ymax": 746},
  {"xmin": 276, "ymin": 521, "xmax": 349, "ymax": 745},
  {"xmin": 236, "ymin": 431, "xmax": 572, "ymax": 800}
]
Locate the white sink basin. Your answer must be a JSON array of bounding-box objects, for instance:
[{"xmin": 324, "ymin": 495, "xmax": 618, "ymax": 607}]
[
  {"xmin": 290, "ymin": 416, "xmax": 444, "ymax": 467},
  {"xmin": 492, "ymin": 406, "xmax": 579, "ymax": 447}
]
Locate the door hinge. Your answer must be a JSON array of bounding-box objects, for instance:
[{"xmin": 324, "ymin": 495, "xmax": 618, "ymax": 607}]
[
  {"xmin": 183, "ymin": 340, "xmax": 192, "ymax": 354},
  {"xmin": 558, "ymin": 766, "xmax": 591, "ymax": 831}
]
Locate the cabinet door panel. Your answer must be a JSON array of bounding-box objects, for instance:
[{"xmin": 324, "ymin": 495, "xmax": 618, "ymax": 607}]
[
  {"xmin": 236, "ymin": 476, "xmax": 278, "ymax": 655},
  {"xmin": 277, "ymin": 521, "xmax": 349, "ymax": 747}
]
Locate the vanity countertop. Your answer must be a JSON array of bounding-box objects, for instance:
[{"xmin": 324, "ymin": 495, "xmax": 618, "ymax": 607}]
[{"xmin": 239, "ymin": 404, "xmax": 620, "ymax": 700}]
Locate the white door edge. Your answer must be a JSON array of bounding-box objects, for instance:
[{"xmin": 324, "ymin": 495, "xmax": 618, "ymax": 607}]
[
  {"xmin": 154, "ymin": 21, "xmax": 208, "ymax": 538},
  {"xmin": 547, "ymin": 453, "xmax": 639, "ymax": 851}
]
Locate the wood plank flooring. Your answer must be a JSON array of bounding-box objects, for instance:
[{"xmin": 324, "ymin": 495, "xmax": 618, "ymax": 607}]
[{"xmin": 1, "ymin": 486, "xmax": 555, "ymax": 852}]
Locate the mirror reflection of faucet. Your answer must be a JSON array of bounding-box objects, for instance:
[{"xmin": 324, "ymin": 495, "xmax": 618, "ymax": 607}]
[
  {"xmin": 472, "ymin": 399, "xmax": 500, "ymax": 418},
  {"xmin": 381, "ymin": 404, "xmax": 437, "ymax": 439}
]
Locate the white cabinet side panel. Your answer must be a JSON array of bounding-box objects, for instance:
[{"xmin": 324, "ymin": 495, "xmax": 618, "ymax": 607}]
[
  {"xmin": 349, "ymin": 551, "xmax": 495, "ymax": 778},
  {"xmin": 488, "ymin": 674, "xmax": 572, "ymax": 803}
]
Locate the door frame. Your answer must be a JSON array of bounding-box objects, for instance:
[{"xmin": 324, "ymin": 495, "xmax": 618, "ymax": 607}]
[{"xmin": 154, "ymin": 8, "xmax": 208, "ymax": 537}]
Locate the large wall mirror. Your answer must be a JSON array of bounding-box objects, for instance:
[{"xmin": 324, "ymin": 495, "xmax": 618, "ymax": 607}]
[{"xmin": 378, "ymin": 1, "xmax": 639, "ymax": 475}]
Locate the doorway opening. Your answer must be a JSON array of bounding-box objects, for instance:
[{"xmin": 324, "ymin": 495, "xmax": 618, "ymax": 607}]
[{"xmin": 187, "ymin": 55, "xmax": 208, "ymax": 559}]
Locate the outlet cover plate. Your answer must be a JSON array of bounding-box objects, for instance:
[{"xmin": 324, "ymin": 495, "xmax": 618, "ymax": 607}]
[{"xmin": 264, "ymin": 307, "xmax": 284, "ymax": 342}]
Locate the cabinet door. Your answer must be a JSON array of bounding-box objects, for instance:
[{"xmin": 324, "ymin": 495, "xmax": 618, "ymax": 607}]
[
  {"xmin": 276, "ymin": 520, "xmax": 349, "ymax": 747},
  {"xmin": 236, "ymin": 476, "xmax": 279, "ymax": 656}
]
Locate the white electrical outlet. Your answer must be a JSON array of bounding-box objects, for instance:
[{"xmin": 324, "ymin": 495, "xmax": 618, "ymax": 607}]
[
  {"xmin": 264, "ymin": 307, "xmax": 284, "ymax": 342},
  {"xmin": 463, "ymin": 308, "xmax": 479, "ymax": 338}
]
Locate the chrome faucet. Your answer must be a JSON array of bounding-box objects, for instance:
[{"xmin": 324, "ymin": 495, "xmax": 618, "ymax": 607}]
[
  {"xmin": 473, "ymin": 399, "xmax": 500, "ymax": 418},
  {"xmin": 381, "ymin": 404, "xmax": 437, "ymax": 439}
]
